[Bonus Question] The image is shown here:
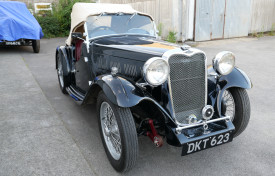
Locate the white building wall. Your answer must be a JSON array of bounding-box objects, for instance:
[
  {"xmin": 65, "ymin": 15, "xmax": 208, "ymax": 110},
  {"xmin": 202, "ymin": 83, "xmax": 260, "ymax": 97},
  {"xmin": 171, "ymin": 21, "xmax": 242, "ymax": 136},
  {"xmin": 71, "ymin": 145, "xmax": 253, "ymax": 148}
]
[
  {"xmin": 100, "ymin": 0, "xmax": 191, "ymax": 41},
  {"xmin": 250, "ymin": 0, "xmax": 275, "ymax": 33},
  {"xmin": 98, "ymin": 0, "xmax": 275, "ymax": 41}
]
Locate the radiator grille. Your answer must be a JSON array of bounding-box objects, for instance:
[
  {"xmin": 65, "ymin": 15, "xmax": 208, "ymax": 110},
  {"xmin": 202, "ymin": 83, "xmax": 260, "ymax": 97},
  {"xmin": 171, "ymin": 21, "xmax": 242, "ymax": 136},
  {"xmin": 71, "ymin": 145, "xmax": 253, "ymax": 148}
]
[{"xmin": 168, "ymin": 53, "xmax": 206, "ymax": 124}]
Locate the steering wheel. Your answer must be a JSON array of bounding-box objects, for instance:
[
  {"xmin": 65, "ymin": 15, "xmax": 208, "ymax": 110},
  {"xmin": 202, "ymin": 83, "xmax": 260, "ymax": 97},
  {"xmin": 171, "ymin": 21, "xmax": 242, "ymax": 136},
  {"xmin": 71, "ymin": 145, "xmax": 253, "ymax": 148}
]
[{"xmin": 90, "ymin": 26, "xmax": 113, "ymax": 33}]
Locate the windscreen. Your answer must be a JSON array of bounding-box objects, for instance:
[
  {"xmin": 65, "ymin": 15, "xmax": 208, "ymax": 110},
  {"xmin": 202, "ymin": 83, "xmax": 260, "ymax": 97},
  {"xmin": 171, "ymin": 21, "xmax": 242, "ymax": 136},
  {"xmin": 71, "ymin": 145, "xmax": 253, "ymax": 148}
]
[{"xmin": 86, "ymin": 13, "xmax": 156, "ymax": 39}]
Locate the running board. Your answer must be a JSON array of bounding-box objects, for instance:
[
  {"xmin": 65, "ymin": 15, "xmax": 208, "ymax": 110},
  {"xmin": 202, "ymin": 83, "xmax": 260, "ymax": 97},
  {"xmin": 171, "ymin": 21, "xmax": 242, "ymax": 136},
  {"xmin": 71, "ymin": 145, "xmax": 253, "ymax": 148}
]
[{"xmin": 66, "ymin": 86, "xmax": 85, "ymax": 102}]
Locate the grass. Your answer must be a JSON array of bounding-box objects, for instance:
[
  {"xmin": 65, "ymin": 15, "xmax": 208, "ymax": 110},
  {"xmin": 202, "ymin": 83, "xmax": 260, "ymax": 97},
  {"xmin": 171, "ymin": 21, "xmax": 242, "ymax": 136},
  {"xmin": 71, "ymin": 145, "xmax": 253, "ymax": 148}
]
[
  {"xmin": 251, "ymin": 24, "xmax": 275, "ymax": 38},
  {"xmin": 157, "ymin": 23, "xmax": 163, "ymax": 38},
  {"xmin": 166, "ymin": 31, "xmax": 177, "ymax": 43},
  {"xmin": 269, "ymin": 23, "xmax": 275, "ymax": 36}
]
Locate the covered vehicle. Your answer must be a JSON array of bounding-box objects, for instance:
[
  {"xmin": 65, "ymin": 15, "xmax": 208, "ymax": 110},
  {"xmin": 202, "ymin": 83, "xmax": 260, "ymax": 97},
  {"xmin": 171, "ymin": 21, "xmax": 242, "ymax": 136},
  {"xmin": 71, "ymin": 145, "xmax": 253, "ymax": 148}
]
[
  {"xmin": 56, "ymin": 3, "xmax": 252, "ymax": 172},
  {"xmin": 0, "ymin": 1, "xmax": 43, "ymax": 53}
]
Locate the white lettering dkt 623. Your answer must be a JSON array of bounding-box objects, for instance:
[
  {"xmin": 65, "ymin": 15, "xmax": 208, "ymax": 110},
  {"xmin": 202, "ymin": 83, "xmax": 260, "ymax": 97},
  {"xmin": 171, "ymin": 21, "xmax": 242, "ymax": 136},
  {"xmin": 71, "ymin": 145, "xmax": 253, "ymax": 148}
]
[{"xmin": 187, "ymin": 133, "xmax": 230, "ymax": 153}]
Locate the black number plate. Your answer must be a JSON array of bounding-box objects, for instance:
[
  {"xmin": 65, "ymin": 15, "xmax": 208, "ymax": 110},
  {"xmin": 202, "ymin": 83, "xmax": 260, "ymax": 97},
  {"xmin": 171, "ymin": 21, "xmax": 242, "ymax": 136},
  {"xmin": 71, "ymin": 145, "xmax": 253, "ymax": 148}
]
[
  {"xmin": 6, "ymin": 41, "xmax": 21, "ymax": 45},
  {"xmin": 182, "ymin": 132, "xmax": 233, "ymax": 156}
]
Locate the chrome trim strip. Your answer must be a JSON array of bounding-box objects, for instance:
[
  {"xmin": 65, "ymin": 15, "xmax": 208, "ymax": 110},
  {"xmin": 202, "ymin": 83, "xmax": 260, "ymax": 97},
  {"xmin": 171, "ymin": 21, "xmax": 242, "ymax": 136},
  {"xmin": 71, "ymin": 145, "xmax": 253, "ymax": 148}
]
[
  {"xmin": 175, "ymin": 116, "xmax": 230, "ymax": 133},
  {"xmin": 162, "ymin": 47, "xmax": 208, "ymax": 127},
  {"xmin": 94, "ymin": 43, "xmax": 163, "ymax": 56},
  {"xmin": 84, "ymin": 22, "xmax": 90, "ymax": 53},
  {"xmin": 86, "ymin": 13, "xmax": 157, "ymax": 41},
  {"xmin": 204, "ymin": 53, "xmax": 208, "ymax": 106},
  {"xmin": 88, "ymin": 33, "xmax": 156, "ymax": 42},
  {"xmin": 70, "ymin": 86, "xmax": 85, "ymax": 99},
  {"xmin": 67, "ymin": 87, "xmax": 84, "ymax": 101},
  {"xmin": 167, "ymin": 75, "xmax": 176, "ymax": 118}
]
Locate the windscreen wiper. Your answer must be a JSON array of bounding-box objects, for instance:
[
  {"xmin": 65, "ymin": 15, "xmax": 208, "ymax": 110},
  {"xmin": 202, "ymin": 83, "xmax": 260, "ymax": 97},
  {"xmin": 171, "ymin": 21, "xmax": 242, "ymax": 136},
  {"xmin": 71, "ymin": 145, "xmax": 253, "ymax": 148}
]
[
  {"xmin": 92, "ymin": 12, "xmax": 106, "ymax": 24},
  {"xmin": 127, "ymin": 12, "xmax": 138, "ymax": 24}
]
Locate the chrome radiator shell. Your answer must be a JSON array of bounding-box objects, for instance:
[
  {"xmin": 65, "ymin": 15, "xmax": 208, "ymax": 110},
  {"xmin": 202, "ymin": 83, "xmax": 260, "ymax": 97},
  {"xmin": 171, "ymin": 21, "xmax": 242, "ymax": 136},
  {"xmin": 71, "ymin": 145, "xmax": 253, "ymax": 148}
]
[{"xmin": 163, "ymin": 48, "xmax": 207, "ymax": 125}]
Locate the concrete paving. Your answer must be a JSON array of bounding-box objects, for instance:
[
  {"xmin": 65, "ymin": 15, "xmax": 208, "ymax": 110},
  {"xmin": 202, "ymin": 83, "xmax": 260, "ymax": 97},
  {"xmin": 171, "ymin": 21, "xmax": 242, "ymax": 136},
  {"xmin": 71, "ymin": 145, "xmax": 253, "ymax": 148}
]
[
  {"xmin": 0, "ymin": 36, "xmax": 275, "ymax": 176},
  {"xmin": 0, "ymin": 47, "xmax": 95, "ymax": 175}
]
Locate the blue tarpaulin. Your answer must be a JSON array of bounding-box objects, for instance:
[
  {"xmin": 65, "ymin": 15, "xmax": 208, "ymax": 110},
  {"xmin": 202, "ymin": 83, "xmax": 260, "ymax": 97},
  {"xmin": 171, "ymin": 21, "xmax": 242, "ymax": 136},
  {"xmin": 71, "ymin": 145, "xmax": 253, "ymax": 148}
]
[{"xmin": 0, "ymin": 1, "xmax": 43, "ymax": 42}]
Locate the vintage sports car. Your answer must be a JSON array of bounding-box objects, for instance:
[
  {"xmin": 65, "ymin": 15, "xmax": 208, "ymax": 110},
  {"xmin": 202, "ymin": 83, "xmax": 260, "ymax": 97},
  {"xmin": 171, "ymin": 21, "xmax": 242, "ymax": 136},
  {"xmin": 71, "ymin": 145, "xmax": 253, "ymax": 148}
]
[
  {"xmin": 56, "ymin": 3, "xmax": 251, "ymax": 172},
  {"xmin": 0, "ymin": 1, "xmax": 43, "ymax": 53}
]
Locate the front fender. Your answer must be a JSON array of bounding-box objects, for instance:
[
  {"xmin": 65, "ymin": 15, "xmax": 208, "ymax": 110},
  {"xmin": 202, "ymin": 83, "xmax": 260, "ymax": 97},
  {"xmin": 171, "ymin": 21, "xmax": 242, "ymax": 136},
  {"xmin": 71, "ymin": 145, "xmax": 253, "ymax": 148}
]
[
  {"xmin": 84, "ymin": 75, "xmax": 146, "ymax": 107},
  {"xmin": 208, "ymin": 66, "xmax": 252, "ymax": 116},
  {"xmin": 56, "ymin": 46, "xmax": 71, "ymax": 76},
  {"xmin": 82, "ymin": 74, "xmax": 176, "ymax": 125},
  {"xmin": 218, "ymin": 67, "xmax": 252, "ymax": 90}
]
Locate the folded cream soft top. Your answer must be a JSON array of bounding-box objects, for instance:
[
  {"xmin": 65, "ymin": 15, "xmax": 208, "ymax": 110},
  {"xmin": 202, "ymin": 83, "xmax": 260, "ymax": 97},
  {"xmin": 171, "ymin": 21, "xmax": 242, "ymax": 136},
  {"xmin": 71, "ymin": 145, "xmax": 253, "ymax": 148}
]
[{"xmin": 66, "ymin": 3, "xmax": 153, "ymax": 45}]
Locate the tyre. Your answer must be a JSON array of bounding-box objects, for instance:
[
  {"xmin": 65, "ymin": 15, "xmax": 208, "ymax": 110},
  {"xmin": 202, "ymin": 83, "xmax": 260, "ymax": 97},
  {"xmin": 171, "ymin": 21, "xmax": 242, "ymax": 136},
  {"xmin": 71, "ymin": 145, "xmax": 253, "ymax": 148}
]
[
  {"xmin": 56, "ymin": 53, "xmax": 69, "ymax": 94},
  {"xmin": 32, "ymin": 40, "xmax": 40, "ymax": 53},
  {"xmin": 97, "ymin": 91, "xmax": 138, "ymax": 172},
  {"xmin": 221, "ymin": 88, "xmax": 250, "ymax": 137}
]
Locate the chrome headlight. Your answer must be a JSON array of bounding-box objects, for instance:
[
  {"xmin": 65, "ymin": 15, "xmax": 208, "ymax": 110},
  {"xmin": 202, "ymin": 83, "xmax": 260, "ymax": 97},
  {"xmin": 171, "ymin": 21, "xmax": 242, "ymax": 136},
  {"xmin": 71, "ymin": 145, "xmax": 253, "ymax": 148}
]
[
  {"xmin": 143, "ymin": 57, "xmax": 169, "ymax": 86},
  {"xmin": 213, "ymin": 51, "xmax": 235, "ymax": 75}
]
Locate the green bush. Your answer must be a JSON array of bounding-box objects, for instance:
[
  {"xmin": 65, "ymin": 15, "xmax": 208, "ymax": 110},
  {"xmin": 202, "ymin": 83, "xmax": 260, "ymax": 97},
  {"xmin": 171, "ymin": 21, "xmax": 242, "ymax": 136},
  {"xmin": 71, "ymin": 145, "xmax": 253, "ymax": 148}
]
[
  {"xmin": 35, "ymin": 0, "xmax": 93, "ymax": 38},
  {"xmin": 36, "ymin": 15, "xmax": 63, "ymax": 38},
  {"xmin": 166, "ymin": 31, "xmax": 177, "ymax": 43}
]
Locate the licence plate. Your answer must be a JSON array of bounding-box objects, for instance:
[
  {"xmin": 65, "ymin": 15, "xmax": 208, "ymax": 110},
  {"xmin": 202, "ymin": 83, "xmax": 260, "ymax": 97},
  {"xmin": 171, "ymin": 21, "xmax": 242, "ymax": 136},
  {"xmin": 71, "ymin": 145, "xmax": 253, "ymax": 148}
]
[
  {"xmin": 6, "ymin": 41, "xmax": 21, "ymax": 45},
  {"xmin": 182, "ymin": 132, "xmax": 233, "ymax": 156}
]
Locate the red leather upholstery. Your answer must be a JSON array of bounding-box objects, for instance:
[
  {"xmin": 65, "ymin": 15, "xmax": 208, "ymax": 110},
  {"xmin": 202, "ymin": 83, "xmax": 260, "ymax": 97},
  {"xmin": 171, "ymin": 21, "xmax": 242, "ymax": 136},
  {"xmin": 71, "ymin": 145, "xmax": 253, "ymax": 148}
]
[{"xmin": 75, "ymin": 40, "xmax": 84, "ymax": 61}]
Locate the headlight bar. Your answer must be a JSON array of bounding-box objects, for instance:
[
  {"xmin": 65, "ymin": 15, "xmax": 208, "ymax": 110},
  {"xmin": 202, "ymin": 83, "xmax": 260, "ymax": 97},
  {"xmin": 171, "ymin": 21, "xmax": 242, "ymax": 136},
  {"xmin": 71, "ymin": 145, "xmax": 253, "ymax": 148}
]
[{"xmin": 175, "ymin": 116, "xmax": 231, "ymax": 134}]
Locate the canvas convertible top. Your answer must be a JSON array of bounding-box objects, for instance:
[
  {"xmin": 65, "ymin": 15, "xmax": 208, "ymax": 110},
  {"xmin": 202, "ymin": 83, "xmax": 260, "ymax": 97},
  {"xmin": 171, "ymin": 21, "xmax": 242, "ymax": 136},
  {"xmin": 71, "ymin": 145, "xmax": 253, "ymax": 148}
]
[
  {"xmin": 0, "ymin": 1, "xmax": 43, "ymax": 42},
  {"xmin": 66, "ymin": 3, "xmax": 153, "ymax": 45}
]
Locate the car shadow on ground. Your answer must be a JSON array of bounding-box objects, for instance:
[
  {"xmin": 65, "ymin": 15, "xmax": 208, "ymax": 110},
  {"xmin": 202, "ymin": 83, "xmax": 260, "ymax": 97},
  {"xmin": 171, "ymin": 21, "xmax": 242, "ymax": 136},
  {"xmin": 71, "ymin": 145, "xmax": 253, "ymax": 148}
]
[{"xmin": 0, "ymin": 46, "xmax": 35, "ymax": 54}]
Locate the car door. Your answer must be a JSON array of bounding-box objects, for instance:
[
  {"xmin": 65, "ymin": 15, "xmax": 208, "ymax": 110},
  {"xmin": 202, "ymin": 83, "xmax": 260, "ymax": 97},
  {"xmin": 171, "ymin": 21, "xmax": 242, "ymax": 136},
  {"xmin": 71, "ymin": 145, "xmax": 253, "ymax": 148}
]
[{"xmin": 74, "ymin": 42, "xmax": 92, "ymax": 92}]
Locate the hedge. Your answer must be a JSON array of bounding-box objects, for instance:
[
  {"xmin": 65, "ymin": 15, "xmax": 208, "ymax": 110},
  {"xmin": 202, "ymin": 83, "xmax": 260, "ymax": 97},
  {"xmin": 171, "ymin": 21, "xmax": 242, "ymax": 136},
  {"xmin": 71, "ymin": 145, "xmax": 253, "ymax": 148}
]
[{"xmin": 35, "ymin": 0, "xmax": 92, "ymax": 38}]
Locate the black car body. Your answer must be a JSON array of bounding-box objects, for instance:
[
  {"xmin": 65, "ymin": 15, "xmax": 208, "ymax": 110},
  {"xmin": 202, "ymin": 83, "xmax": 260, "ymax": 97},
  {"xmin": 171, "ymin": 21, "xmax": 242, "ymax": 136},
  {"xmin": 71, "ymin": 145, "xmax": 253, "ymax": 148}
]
[{"xmin": 56, "ymin": 3, "xmax": 252, "ymax": 172}]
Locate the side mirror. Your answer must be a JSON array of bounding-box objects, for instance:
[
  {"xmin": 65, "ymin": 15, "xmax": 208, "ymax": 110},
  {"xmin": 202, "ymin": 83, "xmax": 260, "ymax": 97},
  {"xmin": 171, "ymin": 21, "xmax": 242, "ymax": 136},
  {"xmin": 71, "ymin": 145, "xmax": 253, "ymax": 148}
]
[{"xmin": 71, "ymin": 32, "xmax": 83, "ymax": 39}]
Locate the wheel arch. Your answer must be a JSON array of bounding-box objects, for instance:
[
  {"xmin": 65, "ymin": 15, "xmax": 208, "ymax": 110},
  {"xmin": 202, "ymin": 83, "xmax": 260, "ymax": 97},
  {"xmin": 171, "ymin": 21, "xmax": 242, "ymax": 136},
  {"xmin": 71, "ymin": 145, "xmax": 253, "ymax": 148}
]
[
  {"xmin": 215, "ymin": 67, "xmax": 252, "ymax": 116},
  {"xmin": 82, "ymin": 75, "xmax": 145, "ymax": 107},
  {"xmin": 56, "ymin": 46, "xmax": 71, "ymax": 76},
  {"xmin": 83, "ymin": 75, "xmax": 174, "ymax": 126}
]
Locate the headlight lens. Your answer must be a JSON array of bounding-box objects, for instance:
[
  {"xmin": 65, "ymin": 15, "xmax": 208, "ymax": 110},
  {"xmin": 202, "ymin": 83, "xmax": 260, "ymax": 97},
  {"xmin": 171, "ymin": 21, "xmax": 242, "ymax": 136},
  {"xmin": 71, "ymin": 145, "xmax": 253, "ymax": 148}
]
[
  {"xmin": 143, "ymin": 57, "xmax": 169, "ymax": 86},
  {"xmin": 213, "ymin": 51, "xmax": 235, "ymax": 75}
]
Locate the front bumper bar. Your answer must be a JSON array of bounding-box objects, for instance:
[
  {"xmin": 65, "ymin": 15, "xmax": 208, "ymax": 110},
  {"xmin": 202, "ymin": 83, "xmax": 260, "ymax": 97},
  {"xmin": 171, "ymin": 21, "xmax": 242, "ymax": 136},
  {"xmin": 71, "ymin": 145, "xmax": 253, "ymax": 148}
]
[
  {"xmin": 175, "ymin": 116, "xmax": 231, "ymax": 134},
  {"xmin": 166, "ymin": 117, "xmax": 235, "ymax": 147}
]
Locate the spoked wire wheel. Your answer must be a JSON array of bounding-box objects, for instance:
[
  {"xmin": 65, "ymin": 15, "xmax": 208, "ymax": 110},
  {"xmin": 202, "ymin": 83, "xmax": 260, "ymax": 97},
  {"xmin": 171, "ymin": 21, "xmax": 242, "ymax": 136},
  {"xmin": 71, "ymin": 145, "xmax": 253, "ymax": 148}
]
[
  {"xmin": 97, "ymin": 91, "xmax": 138, "ymax": 172},
  {"xmin": 56, "ymin": 53, "xmax": 69, "ymax": 94},
  {"xmin": 222, "ymin": 90, "xmax": 235, "ymax": 121},
  {"xmin": 57, "ymin": 56, "xmax": 64, "ymax": 88},
  {"xmin": 221, "ymin": 88, "xmax": 251, "ymax": 137},
  {"xmin": 100, "ymin": 102, "xmax": 122, "ymax": 160}
]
